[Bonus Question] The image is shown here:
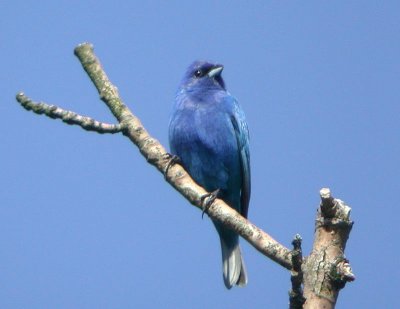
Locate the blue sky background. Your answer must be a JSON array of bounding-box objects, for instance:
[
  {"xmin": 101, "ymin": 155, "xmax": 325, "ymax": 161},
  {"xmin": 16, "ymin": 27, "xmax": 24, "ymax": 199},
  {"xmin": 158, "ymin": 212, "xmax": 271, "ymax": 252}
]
[{"xmin": 2, "ymin": 1, "xmax": 399, "ymax": 308}]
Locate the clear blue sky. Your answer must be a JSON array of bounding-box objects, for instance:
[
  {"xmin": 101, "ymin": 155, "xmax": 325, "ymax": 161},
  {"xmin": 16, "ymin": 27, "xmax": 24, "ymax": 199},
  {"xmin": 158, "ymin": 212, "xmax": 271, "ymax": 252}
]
[{"xmin": 2, "ymin": 1, "xmax": 399, "ymax": 308}]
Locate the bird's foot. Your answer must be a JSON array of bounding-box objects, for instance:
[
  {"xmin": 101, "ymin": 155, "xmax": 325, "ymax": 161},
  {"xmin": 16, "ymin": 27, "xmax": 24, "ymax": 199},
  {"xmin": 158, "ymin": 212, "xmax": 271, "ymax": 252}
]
[
  {"xmin": 164, "ymin": 153, "xmax": 181, "ymax": 180},
  {"xmin": 201, "ymin": 189, "xmax": 220, "ymax": 218}
]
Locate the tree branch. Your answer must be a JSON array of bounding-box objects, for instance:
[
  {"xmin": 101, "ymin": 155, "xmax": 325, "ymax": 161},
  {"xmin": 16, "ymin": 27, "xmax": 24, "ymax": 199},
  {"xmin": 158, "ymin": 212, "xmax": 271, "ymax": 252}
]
[
  {"xmin": 303, "ymin": 188, "xmax": 354, "ymax": 309},
  {"xmin": 16, "ymin": 93, "xmax": 122, "ymax": 134},
  {"xmin": 16, "ymin": 42, "xmax": 292, "ymax": 270},
  {"xmin": 289, "ymin": 234, "xmax": 306, "ymax": 309}
]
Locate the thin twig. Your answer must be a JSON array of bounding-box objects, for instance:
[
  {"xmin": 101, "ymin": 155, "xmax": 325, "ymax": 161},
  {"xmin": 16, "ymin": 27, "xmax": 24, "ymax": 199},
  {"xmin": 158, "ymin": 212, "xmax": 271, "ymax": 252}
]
[
  {"xmin": 16, "ymin": 92, "xmax": 122, "ymax": 134},
  {"xmin": 289, "ymin": 234, "xmax": 306, "ymax": 309}
]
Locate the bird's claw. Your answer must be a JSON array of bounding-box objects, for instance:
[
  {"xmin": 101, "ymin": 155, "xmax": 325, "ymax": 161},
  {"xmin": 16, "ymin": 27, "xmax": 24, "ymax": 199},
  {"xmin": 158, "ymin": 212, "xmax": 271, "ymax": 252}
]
[
  {"xmin": 164, "ymin": 153, "xmax": 181, "ymax": 180},
  {"xmin": 201, "ymin": 189, "xmax": 220, "ymax": 218}
]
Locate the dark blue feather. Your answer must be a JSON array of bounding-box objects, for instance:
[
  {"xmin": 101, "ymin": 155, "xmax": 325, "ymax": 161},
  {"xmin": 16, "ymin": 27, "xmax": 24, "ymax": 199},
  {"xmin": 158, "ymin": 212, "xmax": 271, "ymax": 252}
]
[{"xmin": 169, "ymin": 60, "xmax": 251, "ymax": 288}]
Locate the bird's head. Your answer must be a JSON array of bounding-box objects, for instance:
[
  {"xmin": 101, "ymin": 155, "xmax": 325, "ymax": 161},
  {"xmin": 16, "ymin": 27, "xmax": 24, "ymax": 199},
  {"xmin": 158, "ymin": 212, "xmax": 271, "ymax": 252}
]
[{"xmin": 180, "ymin": 61, "xmax": 226, "ymax": 92}]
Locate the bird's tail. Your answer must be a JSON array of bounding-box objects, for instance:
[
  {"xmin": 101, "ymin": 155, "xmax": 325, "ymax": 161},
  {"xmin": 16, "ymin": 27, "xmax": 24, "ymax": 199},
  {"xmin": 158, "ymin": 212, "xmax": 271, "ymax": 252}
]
[{"xmin": 220, "ymin": 236, "xmax": 248, "ymax": 289}]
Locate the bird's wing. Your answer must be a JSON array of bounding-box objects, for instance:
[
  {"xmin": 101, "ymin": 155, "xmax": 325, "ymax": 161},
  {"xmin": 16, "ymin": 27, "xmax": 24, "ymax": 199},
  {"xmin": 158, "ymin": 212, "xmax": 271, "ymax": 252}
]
[{"xmin": 229, "ymin": 98, "xmax": 251, "ymax": 219}]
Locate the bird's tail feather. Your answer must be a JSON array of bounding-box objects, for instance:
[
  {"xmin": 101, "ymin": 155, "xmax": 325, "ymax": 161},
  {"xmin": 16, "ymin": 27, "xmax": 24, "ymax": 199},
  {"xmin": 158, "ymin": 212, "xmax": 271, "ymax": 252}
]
[{"xmin": 220, "ymin": 237, "xmax": 248, "ymax": 289}]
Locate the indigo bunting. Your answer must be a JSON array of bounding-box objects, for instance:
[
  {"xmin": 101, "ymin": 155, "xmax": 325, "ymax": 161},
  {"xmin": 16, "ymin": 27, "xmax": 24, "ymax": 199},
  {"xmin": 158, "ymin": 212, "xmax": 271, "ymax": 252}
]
[{"xmin": 169, "ymin": 61, "xmax": 251, "ymax": 289}]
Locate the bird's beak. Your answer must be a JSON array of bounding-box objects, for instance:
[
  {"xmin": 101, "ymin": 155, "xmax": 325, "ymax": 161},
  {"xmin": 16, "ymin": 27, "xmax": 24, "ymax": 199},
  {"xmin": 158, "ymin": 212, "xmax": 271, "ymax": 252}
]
[{"xmin": 207, "ymin": 65, "xmax": 224, "ymax": 78}]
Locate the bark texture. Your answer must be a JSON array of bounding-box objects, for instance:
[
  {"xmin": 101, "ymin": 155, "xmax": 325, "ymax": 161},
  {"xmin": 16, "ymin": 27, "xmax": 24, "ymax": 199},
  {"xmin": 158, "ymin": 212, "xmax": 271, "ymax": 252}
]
[{"xmin": 303, "ymin": 188, "xmax": 354, "ymax": 309}]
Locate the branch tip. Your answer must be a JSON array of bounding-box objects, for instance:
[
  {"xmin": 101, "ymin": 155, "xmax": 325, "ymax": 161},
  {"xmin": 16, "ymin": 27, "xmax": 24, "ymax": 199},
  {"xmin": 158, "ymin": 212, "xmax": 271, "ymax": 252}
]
[
  {"xmin": 319, "ymin": 187, "xmax": 331, "ymax": 199},
  {"xmin": 289, "ymin": 234, "xmax": 305, "ymax": 309},
  {"xmin": 74, "ymin": 42, "xmax": 93, "ymax": 56},
  {"xmin": 319, "ymin": 187, "xmax": 338, "ymax": 218},
  {"xmin": 291, "ymin": 234, "xmax": 302, "ymax": 250}
]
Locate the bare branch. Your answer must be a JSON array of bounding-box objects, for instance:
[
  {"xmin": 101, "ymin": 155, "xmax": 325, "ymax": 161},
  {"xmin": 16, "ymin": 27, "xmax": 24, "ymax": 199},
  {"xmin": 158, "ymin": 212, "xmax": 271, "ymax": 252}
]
[
  {"xmin": 16, "ymin": 42, "xmax": 292, "ymax": 270},
  {"xmin": 16, "ymin": 92, "xmax": 122, "ymax": 134},
  {"xmin": 289, "ymin": 234, "xmax": 306, "ymax": 309},
  {"xmin": 303, "ymin": 189, "xmax": 354, "ymax": 309}
]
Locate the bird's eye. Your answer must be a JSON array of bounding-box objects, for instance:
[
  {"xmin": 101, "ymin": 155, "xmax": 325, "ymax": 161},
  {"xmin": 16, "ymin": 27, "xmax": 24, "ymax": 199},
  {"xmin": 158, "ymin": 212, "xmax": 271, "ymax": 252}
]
[{"xmin": 194, "ymin": 69, "xmax": 203, "ymax": 78}]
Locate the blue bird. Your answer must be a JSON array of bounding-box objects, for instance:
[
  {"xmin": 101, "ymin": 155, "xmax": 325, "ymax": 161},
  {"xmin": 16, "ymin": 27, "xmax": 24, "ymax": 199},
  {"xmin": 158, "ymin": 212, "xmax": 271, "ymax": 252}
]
[{"xmin": 169, "ymin": 61, "xmax": 251, "ymax": 289}]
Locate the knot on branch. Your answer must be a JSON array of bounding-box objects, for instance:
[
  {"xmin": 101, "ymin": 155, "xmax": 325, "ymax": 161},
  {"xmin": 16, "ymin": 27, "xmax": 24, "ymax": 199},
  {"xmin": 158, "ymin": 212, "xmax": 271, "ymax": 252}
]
[
  {"xmin": 99, "ymin": 86, "xmax": 120, "ymax": 101},
  {"xmin": 329, "ymin": 256, "xmax": 355, "ymax": 289}
]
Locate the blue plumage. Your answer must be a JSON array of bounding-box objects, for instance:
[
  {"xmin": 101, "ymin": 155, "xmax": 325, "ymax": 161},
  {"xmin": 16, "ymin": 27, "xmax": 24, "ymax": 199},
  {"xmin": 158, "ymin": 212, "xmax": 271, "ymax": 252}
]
[{"xmin": 169, "ymin": 61, "xmax": 251, "ymax": 289}]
